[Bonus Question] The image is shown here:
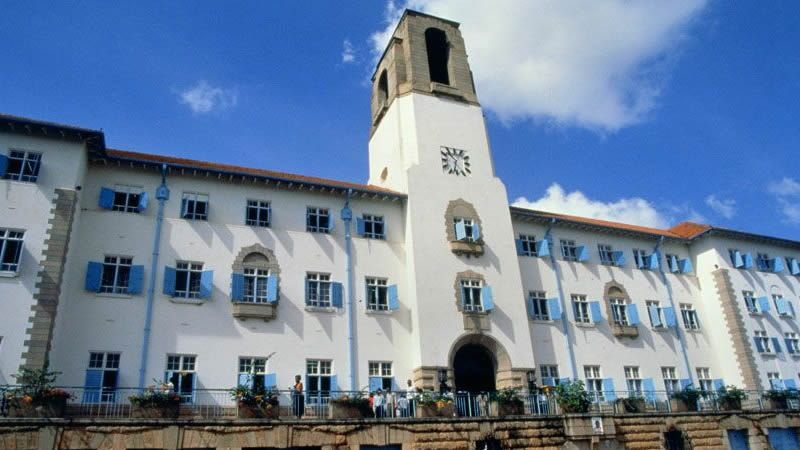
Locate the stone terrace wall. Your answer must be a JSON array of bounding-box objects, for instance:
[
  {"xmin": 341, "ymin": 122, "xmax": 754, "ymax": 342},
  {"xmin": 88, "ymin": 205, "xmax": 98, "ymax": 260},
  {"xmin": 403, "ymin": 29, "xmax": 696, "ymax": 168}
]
[{"xmin": 1, "ymin": 412, "xmax": 798, "ymax": 450}]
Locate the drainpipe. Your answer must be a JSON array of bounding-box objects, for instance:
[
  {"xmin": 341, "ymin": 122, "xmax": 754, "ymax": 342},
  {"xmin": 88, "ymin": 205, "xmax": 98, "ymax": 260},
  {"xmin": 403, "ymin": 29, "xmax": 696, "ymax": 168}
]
[
  {"xmin": 654, "ymin": 236, "xmax": 694, "ymax": 385},
  {"xmin": 546, "ymin": 219, "xmax": 579, "ymax": 380},
  {"xmin": 138, "ymin": 165, "xmax": 170, "ymax": 389},
  {"xmin": 341, "ymin": 189, "xmax": 357, "ymax": 392}
]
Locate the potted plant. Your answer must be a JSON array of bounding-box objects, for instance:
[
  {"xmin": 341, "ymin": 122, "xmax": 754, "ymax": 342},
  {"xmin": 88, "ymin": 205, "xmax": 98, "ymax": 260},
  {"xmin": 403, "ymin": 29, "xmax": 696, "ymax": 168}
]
[
  {"xmin": 616, "ymin": 395, "xmax": 646, "ymax": 413},
  {"xmin": 128, "ymin": 381, "xmax": 181, "ymax": 418},
  {"xmin": 670, "ymin": 387, "xmax": 700, "ymax": 412},
  {"xmin": 329, "ymin": 392, "xmax": 372, "ymax": 419},
  {"xmin": 716, "ymin": 385, "xmax": 746, "ymax": 411},
  {"xmin": 554, "ymin": 380, "xmax": 591, "ymax": 414},
  {"xmin": 231, "ymin": 384, "xmax": 280, "ymax": 419},
  {"xmin": 5, "ymin": 366, "xmax": 72, "ymax": 418},
  {"xmin": 415, "ymin": 391, "xmax": 456, "ymax": 417},
  {"xmin": 762, "ymin": 389, "xmax": 796, "ymax": 410},
  {"xmin": 489, "ymin": 388, "xmax": 524, "ymax": 416}
]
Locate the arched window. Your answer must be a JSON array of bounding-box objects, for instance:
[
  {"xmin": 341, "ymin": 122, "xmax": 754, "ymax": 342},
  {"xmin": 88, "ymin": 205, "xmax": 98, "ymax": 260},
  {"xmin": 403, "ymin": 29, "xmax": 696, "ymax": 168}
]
[
  {"xmin": 377, "ymin": 70, "xmax": 389, "ymax": 106},
  {"xmin": 425, "ymin": 28, "xmax": 450, "ymax": 85}
]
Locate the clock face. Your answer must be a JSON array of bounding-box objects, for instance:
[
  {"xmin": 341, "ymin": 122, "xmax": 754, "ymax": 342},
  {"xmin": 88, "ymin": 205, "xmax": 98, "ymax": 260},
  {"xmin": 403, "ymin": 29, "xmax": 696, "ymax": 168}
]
[{"xmin": 440, "ymin": 147, "xmax": 471, "ymax": 176}]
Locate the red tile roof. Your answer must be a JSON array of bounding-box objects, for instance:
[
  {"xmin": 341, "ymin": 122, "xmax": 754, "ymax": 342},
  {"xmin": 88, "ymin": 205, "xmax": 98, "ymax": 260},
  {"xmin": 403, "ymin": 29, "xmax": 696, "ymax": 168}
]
[{"xmin": 667, "ymin": 222, "xmax": 712, "ymax": 239}]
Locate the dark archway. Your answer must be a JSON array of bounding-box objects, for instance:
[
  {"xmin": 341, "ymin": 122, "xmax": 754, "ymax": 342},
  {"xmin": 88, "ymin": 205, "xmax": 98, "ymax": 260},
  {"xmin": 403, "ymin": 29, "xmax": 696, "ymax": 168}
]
[
  {"xmin": 453, "ymin": 344, "xmax": 495, "ymax": 392},
  {"xmin": 425, "ymin": 27, "xmax": 450, "ymax": 85}
]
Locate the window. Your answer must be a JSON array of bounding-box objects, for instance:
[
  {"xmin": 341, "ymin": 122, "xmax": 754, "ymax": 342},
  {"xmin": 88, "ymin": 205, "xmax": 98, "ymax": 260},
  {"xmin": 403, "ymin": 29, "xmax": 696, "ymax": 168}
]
[
  {"xmin": 175, "ymin": 262, "xmax": 203, "ymax": 298},
  {"xmin": 755, "ymin": 330, "xmax": 772, "ymax": 353},
  {"xmin": 680, "ymin": 304, "xmax": 700, "ymax": 330},
  {"xmin": 625, "ymin": 366, "xmax": 642, "ymax": 397},
  {"xmin": 306, "ymin": 273, "xmax": 332, "ymax": 307},
  {"xmin": 306, "ymin": 207, "xmax": 331, "ymax": 233},
  {"xmin": 518, "ymin": 234, "xmax": 538, "ymax": 256},
  {"xmin": 424, "ymin": 27, "xmax": 450, "ymax": 85},
  {"xmin": 610, "ymin": 298, "xmax": 629, "ymax": 326},
  {"xmin": 166, "ymin": 355, "xmax": 196, "ymax": 402},
  {"xmin": 377, "ymin": 70, "xmax": 389, "ymax": 106},
  {"xmin": 181, "ymin": 192, "xmax": 208, "ymax": 220},
  {"xmin": 529, "ymin": 291, "xmax": 549, "ymax": 320},
  {"xmin": 239, "ymin": 357, "xmax": 268, "ymax": 391},
  {"xmin": 767, "ymin": 372, "xmax": 781, "ymax": 388},
  {"xmin": 646, "ymin": 300, "xmax": 663, "ymax": 328},
  {"xmin": 633, "ymin": 249, "xmax": 649, "ymax": 268},
  {"xmin": 540, "ymin": 365, "xmax": 560, "ymax": 385},
  {"xmin": 560, "ymin": 239, "xmax": 578, "ymax": 261},
  {"xmin": 696, "ymin": 368, "xmax": 713, "ymax": 392},
  {"xmin": 666, "ymin": 254, "xmax": 679, "ymax": 272},
  {"xmin": 244, "ymin": 267, "xmax": 270, "ymax": 303},
  {"xmin": 743, "ymin": 291, "xmax": 758, "ymax": 314},
  {"xmin": 88, "ymin": 352, "xmax": 120, "ymax": 402},
  {"xmin": 453, "ymin": 217, "xmax": 476, "ymax": 242},
  {"xmin": 757, "ymin": 253, "xmax": 771, "ymax": 271},
  {"xmin": 0, "ymin": 229, "xmax": 24, "ymax": 273},
  {"xmin": 662, "ymin": 367, "xmax": 679, "ymax": 394},
  {"xmin": 772, "ymin": 294, "xmax": 792, "ymax": 316},
  {"xmin": 786, "ymin": 332, "xmax": 800, "ymax": 353},
  {"xmin": 598, "ymin": 244, "xmax": 614, "ymax": 265},
  {"xmin": 461, "ymin": 279, "xmax": 483, "ymax": 312},
  {"xmin": 664, "ymin": 430, "xmax": 686, "ymax": 450},
  {"xmin": 366, "ymin": 277, "xmax": 389, "ymax": 311},
  {"xmin": 3, "ymin": 150, "xmax": 41, "ymax": 182},
  {"xmin": 245, "ymin": 200, "xmax": 271, "ymax": 227},
  {"xmin": 109, "ymin": 185, "xmax": 143, "ymax": 213},
  {"xmin": 584, "ymin": 366, "xmax": 603, "ymax": 401},
  {"xmin": 369, "ymin": 361, "xmax": 393, "ymax": 390},
  {"xmin": 572, "ymin": 294, "xmax": 590, "ymax": 324},
  {"xmin": 362, "ymin": 214, "xmax": 385, "ymax": 239},
  {"xmin": 100, "ymin": 256, "xmax": 133, "ymax": 294},
  {"xmin": 306, "ymin": 359, "xmax": 333, "ymax": 400}
]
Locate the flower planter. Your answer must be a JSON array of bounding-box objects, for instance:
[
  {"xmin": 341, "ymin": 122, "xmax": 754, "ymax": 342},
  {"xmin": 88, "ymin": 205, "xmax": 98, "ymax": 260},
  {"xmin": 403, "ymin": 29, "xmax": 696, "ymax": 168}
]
[
  {"xmin": 416, "ymin": 403, "xmax": 455, "ymax": 418},
  {"xmin": 237, "ymin": 401, "xmax": 280, "ymax": 419},
  {"xmin": 669, "ymin": 398, "xmax": 698, "ymax": 412},
  {"xmin": 329, "ymin": 401, "xmax": 371, "ymax": 419},
  {"xmin": 764, "ymin": 398, "xmax": 789, "ymax": 410},
  {"xmin": 7, "ymin": 397, "xmax": 68, "ymax": 418},
  {"xmin": 131, "ymin": 402, "xmax": 180, "ymax": 419},
  {"xmin": 490, "ymin": 400, "xmax": 524, "ymax": 417},
  {"xmin": 719, "ymin": 398, "xmax": 742, "ymax": 411},
  {"xmin": 558, "ymin": 403, "xmax": 590, "ymax": 414},
  {"xmin": 617, "ymin": 398, "xmax": 646, "ymax": 413}
]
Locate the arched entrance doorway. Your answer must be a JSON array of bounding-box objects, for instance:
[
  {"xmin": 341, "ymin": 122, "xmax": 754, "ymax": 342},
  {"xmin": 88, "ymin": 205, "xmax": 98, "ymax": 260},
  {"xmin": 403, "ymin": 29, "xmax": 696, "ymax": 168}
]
[{"xmin": 453, "ymin": 344, "xmax": 496, "ymax": 392}]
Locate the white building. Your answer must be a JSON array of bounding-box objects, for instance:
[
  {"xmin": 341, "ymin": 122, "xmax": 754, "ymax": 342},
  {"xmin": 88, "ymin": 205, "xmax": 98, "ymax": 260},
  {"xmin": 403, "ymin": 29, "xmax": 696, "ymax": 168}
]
[{"xmin": 1, "ymin": 10, "xmax": 799, "ymax": 403}]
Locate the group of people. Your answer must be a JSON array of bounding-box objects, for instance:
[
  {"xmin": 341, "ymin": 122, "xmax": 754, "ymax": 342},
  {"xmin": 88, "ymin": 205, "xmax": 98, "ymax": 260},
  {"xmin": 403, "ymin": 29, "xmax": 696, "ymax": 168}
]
[{"xmin": 290, "ymin": 375, "xmax": 423, "ymax": 419}]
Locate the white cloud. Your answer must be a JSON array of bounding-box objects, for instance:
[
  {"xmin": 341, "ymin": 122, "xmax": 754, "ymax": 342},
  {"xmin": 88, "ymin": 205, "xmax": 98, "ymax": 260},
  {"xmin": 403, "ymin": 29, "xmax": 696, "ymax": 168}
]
[
  {"xmin": 370, "ymin": 0, "xmax": 707, "ymax": 130},
  {"xmin": 178, "ymin": 80, "xmax": 238, "ymax": 114},
  {"xmin": 342, "ymin": 39, "xmax": 356, "ymax": 63},
  {"xmin": 768, "ymin": 177, "xmax": 800, "ymax": 224},
  {"xmin": 704, "ymin": 195, "xmax": 736, "ymax": 219},
  {"xmin": 512, "ymin": 183, "xmax": 669, "ymax": 228}
]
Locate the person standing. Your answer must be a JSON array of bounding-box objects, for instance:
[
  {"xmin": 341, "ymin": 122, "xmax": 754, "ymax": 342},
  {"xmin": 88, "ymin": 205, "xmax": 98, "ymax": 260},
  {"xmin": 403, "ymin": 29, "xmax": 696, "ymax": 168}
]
[
  {"xmin": 292, "ymin": 375, "xmax": 304, "ymax": 419},
  {"xmin": 374, "ymin": 389, "xmax": 385, "ymax": 418}
]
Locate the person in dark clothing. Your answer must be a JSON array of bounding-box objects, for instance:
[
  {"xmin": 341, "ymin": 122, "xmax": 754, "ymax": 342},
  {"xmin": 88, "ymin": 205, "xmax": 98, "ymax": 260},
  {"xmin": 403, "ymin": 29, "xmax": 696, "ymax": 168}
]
[{"xmin": 292, "ymin": 375, "xmax": 304, "ymax": 418}]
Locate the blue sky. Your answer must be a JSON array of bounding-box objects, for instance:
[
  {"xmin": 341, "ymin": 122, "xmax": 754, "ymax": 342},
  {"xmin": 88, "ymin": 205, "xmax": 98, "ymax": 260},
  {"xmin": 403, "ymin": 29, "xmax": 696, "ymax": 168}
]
[{"xmin": 1, "ymin": 1, "xmax": 799, "ymax": 238}]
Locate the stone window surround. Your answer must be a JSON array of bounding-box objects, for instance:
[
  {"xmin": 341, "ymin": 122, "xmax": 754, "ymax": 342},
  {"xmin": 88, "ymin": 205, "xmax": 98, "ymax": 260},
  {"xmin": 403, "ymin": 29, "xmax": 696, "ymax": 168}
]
[
  {"xmin": 453, "ymin": 270, "xmax": 486, "ymax": 314},
  {"xmin": 603, "ymin": 281, "xmax": 639, "ymax": 338},
  {"xmin": 443, "ymin": 198, "xmax": 483, "ymax": 242}
]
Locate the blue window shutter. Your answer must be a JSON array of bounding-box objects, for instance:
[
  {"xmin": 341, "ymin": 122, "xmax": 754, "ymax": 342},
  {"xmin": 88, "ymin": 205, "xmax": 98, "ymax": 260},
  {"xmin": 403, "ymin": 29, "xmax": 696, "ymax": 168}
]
[
  {"xmin": 732, "ymin": 250, "xmax": 744, "ymax": 268},
  {"xmin": 669, "ymin": 255, "xmax": 679, "ymax": 273},
  {"xmin": 612, "ymin": 251, "xmax": 625, "ymax": 266},
  {"xmin": 648, "ymin": 305, "xmax": 662, "ymax": 327},
  {"xmin": 83, "ymin": 369, "xmax": 103, "ymax": 403},
  {"xmin": 460, "ymin": 286, "xmax": 467, "ymax": 308},
  {"xmin": 199, "ymin": 270, "xmax": 213, "ymax": 299},
  {"xmin": 191, "ymin": 373, "xmax": 197, "ymax": 403},
  {"xmin": 773, "ymin": 257, "xmax": 785, "ymax": 273},
  {"xmin": 537, "ymin": 239, "xmax": 550, "ymax": 257},
  {"xmin": 648, "ymin": 253, "xmax": 660, "ymax": 270},
  {"xmin": 589, "ymin": 301, "xmax": 602, "ymax": 322},
  {"xmin": 331, "ymin": 282, "xmax": 343, "ymax": 308},
  {"xmin": 369, "ymin": 376, "xmax": 383, "ymax": 392},
  {"xmin": 0, "ymin": 155, "xmax": 7, "ymax": 175},
  {"xmin": 757, "ymin": 296, "xmax": 771, "ymax": 313},
  {"xmin": 230, "ymin": 273, "xmax": 245, "ymax": 301},
  {"xmin": 128, "ymin": 265, "xmax": 144, "ymax": 294},
  {"xmin": 754, "ymin": 336, "xmax": 764, "ymax": 353},
  {"xmin": 266, "ymin": 275, "xmax": 278, "ymax": 303},
  {"xmin": 387, "ymin": 284, "xmax": 399, "ymax": 310},
  {"xmin": 137, "ymin": 191, "xmax": 149, "ymax": 212},
  {"xmin": 679, "ymin": 258, "xmax": 693, "ymax": 274},
  {"xmin": 768, "ymin": 428, "xmax": 800, "ymax": 450},
  {"xmin": 482, "ymin": 286, "xmax": 494, "ymax": 311},
  {"xmin": 330, "ymin": 375, "xmax": 338, "ymax": 397},
  {"xmin": 526, "ymin": 298, "xmax": 535, "ymax": 319},
  {"xmin": 356, "ymin": 218, "xmax": 365, "ymax": 236},
  {"xmin": 787, "ymin": 339, "xmax": 796, "ymax": 354},
  {"xmin": 790, "ymin": 258, "xmax": 800, "ymax": 276},
  {"xmin": 713, "ymin": 379, "xmax": 725, "ymax": 391},
  {"xmin": 180, "ymin": 198, "xmax": 188, "ymax": 218},
  {"xmin": 663, "ymin": 307, "xmax": 676, "ymax": 327},
  {"xmin": 263, "ymin": 373, "xmax": 277, "ymax": 388},
  {"xmin": 642, "ymin": 378, "xmax": 655, "ymax": 401},
  {"xmin": 559, "ymin": 377, "xmax": 571, "ymax": 385},
  {"xmin": 455, "ymin": 221, "xmax": 466, "ymax": 241},
  {"xmin": 304, "ymin": 279, "xmax": 310, "ymax": 305},
  {"xmin": 773, "ymin": 337, "xmax": 783, "ymax": 353},
  {"xmin": 770, "ymin": 378, "xmax": 784, "ymax": 390},
  {"xmin": 784, "ymin": 379, "xmax": 797, "ymax": 390},
  {"xmin": 163, "ymin": 266, "xmax": 176, "ymax": 296},
  {"xmin": 238, "ymin": 373, "xmax": 253, "ymax": 388},
  {"xmin": 727, "ymin": 430, "xmax": 749, "ymax": 450},
  {"xmin": 627, "ymin": 303, "xmax": 640, "ymax": 325},
  {"xmin": 515, "ymin": 239, "xmax": 525, "ymax": 256},
  {"xmin": 85, "ymin": 261, "xmax": 103, "ymax": 292},
  {"xmin": 541, "ymin": 377, "xmax": 554, "ymax": 387},
  {"xmin": 548, "ymin": 298, "xmax": 561, "ymax": 320},
  {"xmin": 743, "ymin": 253, "xmax": 754, "ymax": 269},
  {"xmin": 602, "ymin": 378, "xmax": 616, "ymax": 401},
  {"xmin": 776, "ymin": 299, "xmax": 788, "ymax": 315},
  {"xmin": 679, "ymin": 378, "xmax": 691, "ymax": 390},
  {"xmin": 328, "ymin": 216, "xmax": 335, "ymax": 232},
  {"xmin": 472, "ymin": 223, "xmax": 481, "ymax": 241},
  {"xmin": 577, "ymin": 245, "xmax": 589, "ymax": 262},
  {"xmin": 98, "ymin": 187, "xmax": 115, "ymax": 209}
]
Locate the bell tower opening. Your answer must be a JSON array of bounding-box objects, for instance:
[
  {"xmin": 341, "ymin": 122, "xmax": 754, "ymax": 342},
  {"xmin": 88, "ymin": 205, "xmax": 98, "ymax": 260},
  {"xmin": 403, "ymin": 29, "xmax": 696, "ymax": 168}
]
[
  {"xmin": 425, "ymin": 27, "xmax": 450, "ymax": 85},
  {"xmin": 377, "ymin": 70, "xmax": 389, "ymax": 107},
  {"xmin": 453, "ymin": 343, "xmax": 496, "ymax": 392}
]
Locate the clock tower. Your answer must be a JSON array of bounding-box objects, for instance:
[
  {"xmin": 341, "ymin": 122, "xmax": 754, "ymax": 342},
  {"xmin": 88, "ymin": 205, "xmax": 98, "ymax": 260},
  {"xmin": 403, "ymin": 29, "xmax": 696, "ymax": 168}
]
[{"xmin": 367, "ymin": 10, "xmax": 535, "ymax": 389}]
